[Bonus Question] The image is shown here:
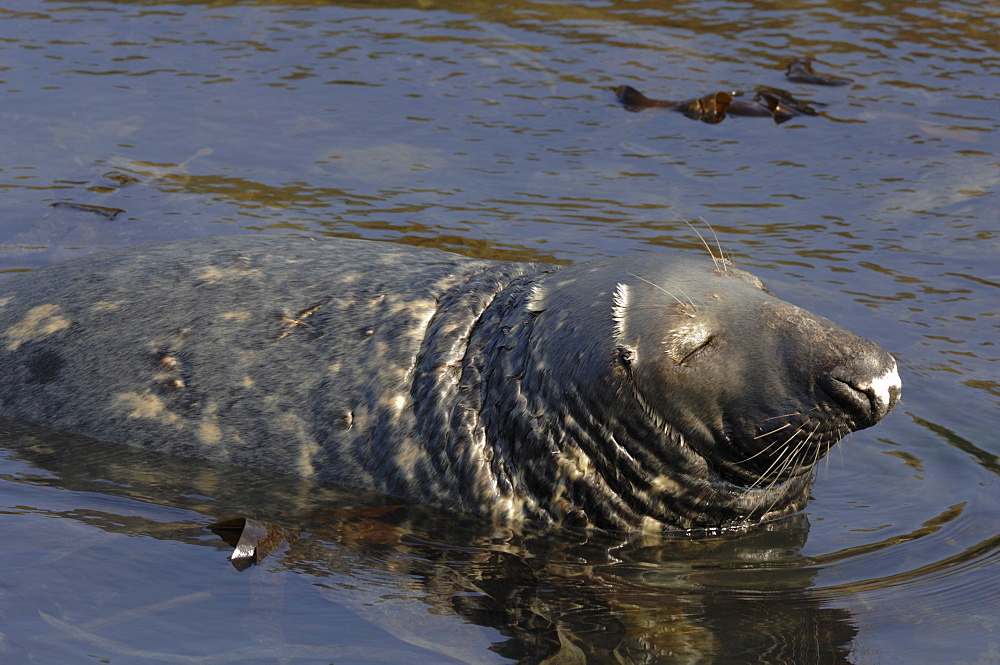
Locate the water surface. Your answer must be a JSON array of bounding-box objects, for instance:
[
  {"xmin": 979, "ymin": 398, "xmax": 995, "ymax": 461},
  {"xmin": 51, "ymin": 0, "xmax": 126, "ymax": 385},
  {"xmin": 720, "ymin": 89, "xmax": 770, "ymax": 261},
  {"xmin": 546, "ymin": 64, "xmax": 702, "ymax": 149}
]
[{"xmin": 1, "ymin": 1, "xmax": 997, "ymax": 663}]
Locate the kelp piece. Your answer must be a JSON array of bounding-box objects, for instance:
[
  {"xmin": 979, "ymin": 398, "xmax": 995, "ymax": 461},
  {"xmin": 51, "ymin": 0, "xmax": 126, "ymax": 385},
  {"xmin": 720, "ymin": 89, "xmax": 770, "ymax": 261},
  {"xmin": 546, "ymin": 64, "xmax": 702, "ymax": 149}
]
[
  {"xmin": 674, "ymin": 91, "xmax": 734, "ymax": 124},
  {"xmin": 614, "ymin": 85, "xmax": 675, "ymax": 111},
  {"xmin": 614, "ymin": 86, "xmax": 734, "ymax": 124},
  {"xmin": 209, "ymin": 517, "xmax": 300, "ymax": 570},
  {"xmin": 784, "ymin": 57, "xmax": 852, "ymax": 86},
  {"xmin": 48, "ymin": 201, "xmax": 125, "ymax": 220},
  {"xmin": 614, "ymin": 55, "xmax": 845, "ymax": 124},
  {"xmin": 753, "ymin": 86, "xmax": 821, "ymax": 124},
  {"xmin": 615, "ymin": 84, "xmax": 820, "ymax": 124}
]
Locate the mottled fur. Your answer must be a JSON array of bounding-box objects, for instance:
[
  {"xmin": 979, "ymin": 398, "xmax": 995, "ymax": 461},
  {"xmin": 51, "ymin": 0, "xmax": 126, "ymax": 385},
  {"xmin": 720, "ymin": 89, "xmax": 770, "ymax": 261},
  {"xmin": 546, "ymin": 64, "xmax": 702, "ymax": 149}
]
[{"xmin": 0, "ymin": 236, "xmax": 900, "ymax": 531}]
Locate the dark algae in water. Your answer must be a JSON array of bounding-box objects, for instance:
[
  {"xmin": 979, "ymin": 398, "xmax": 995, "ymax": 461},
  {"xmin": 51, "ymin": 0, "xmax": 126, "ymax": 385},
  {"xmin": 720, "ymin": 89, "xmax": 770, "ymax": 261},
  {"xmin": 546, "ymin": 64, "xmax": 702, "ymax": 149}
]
[
  {"xmin": 784, "ymin": 56, "xmax": 853, "ymax": 86},
  {"xmin": 615, "ymin": 56, "xmax": 845, "ymax": 123}
]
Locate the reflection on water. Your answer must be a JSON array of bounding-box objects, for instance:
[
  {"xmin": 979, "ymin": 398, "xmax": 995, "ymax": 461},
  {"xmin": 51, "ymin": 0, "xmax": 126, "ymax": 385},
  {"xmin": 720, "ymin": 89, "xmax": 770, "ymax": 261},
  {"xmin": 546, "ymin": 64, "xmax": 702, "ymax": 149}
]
[
  {"xmin": 2, "ymin": 417, "xmax": 997, "ymax": 663},
  {"xmin": 2, "ymin": 0, "xmax": 995, "ymax": 263},
  {"xmin": 0, "ymin": 421, "xmax": 853, "ymax": 663},
  {"xmin": 0, "ymin": 0, "xmax": 997, "ymax": 662}
]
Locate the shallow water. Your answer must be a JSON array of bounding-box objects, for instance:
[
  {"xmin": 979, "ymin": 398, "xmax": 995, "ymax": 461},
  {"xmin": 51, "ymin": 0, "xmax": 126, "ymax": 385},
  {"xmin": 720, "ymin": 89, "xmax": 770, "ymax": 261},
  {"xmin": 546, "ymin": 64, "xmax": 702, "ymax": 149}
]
[{"xmin": 1, "ymin": 0, "xmax": 997, "ymax": 663}]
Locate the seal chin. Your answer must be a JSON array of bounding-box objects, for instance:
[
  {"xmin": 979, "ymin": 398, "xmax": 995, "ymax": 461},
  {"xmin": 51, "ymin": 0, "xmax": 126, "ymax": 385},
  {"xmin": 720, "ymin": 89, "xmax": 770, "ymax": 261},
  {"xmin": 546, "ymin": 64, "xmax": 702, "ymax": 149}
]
[
  {"xmin": 655, "ymin": 437, "xmax": 818, "ymax": 532},
  {"xmin": 720, "ymin": 424, "xmax": 834, "ymax": 489}
]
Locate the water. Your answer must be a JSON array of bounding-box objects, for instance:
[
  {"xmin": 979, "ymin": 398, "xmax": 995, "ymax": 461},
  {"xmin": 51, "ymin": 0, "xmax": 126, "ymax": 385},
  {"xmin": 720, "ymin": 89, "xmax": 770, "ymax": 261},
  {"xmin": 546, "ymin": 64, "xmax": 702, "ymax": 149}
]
[{"xmin": 1, "ymin": 0, "xmax": 997, "ymax": 663}]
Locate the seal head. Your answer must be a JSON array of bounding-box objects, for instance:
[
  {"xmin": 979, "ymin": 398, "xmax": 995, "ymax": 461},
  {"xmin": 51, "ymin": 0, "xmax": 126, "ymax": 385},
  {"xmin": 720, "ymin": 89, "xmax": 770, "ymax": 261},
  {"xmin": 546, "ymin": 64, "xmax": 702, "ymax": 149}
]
[{"xmin": 474, "ymin": 254, "xmax": 900, "ymax": 531}]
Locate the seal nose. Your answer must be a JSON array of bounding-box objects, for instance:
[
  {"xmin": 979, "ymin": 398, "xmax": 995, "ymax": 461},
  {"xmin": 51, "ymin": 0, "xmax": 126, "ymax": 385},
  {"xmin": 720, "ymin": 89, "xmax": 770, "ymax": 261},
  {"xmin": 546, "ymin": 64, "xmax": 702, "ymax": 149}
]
[{"xmin": 821, "ymin": 355, "xmax": 901, "ymax": 427}]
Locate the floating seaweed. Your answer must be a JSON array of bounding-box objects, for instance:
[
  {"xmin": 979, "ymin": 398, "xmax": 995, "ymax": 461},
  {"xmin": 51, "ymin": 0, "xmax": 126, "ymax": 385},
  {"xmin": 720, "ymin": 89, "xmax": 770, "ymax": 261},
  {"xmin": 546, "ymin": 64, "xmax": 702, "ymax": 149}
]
[
  {"xmin": 784, "ymin": 57, "xmax": 852, "ymax": 86},
  {"xmin": 49, "ymin": 201, "xmax": 126, "ymax": 220},
  {"xmin": 614, "ymin": 56, "xmax": 845, "ymax": 124},
  {"xmin": 614, "ymin": 85, "xmax": 819, "ymax": 125},
  {"xmin": 753, "ymin": 85, "xmax": 821, "ymax": 123}
]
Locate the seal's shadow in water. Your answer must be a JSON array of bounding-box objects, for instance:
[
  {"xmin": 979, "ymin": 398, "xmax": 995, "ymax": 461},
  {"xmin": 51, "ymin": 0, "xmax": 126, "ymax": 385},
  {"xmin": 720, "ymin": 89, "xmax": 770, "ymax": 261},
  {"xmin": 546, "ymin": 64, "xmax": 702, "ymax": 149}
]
[{"xmin": 2, "ymin": 418, "xmax": 857, "ymax": 663}]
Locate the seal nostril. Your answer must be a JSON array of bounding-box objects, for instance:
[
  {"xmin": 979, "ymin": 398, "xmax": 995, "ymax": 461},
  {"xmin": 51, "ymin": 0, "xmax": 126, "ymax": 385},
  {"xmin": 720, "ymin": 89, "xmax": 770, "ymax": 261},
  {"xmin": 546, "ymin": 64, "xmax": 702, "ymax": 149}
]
[
  {"xmin": 821, "ymin": 359, "xmax": 901, "ymax": 426},
  {"xmin": 820, "ymin": 374, "xmax": 874, "ymax": 421}
]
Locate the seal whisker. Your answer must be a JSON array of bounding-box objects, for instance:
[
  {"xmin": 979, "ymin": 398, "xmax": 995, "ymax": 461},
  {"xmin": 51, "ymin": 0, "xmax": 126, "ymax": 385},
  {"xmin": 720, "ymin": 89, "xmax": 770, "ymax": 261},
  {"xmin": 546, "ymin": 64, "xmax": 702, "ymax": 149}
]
[
  {"xmin": 626, "ymin": 272, "xmax": 697, "ymax": 311},
  {"xmin": 830, "ymin": 425, "xmax": 851, "ymax": 471},
  {"xmin": 738, "ymin": 420, "xmax": 814, "ymax": 493},
  {"xmin": 792, "ymin": 423, "xmax": 825, "ymax": 475},
  {"xmin": 758, "ymin": 409, "xmax": 811, "ymax": 423},
  {"xmin": 739, "ymin": 445, "xmax": 796, "ymax": 496},
  {"xmin": 770, "ymin": 441, "xmax": 808, "ymax": 486},
  {"xmin": 739, "ymin": 417, "xmax": 812, "ymax": 464},
  {"xmin": 753, "ymin": 422, "xmax": 792, "ymax": 440},
  {"xmin": 686, "ymin": 216, "xmax": 729, "ymax": 273},
  {"xmin": 620, "ymin": 304, "xmax": 698, "ymax": 318},
  {"xmin": 705, "ymin": 224, "xmax": 728, "ymax": 271},
  {"xmin": 755, "ymin": 455, "xmax": 803, "ymax": 516},
  {"xmin": 735, "ymin": 437, "xmax": 787, "ymax": 464},
  {"xmin": 747, "ymin": 428, "xmax": 817, "ymax": 515},
  {"xmin": 816, "ymin": 429, "xmax": 832, "ymax": 477},
  {"xmin": 756, "ymin": 423, "xmax": 824, "ymax": 517}
]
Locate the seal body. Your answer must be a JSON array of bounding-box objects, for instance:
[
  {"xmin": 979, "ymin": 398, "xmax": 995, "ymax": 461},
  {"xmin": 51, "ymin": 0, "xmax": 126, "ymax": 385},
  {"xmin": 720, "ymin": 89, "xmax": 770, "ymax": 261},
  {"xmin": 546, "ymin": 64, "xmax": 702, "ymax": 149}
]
[{"xmin": 0, "ymin": 236, "xmax": 900, "ymax": 531}]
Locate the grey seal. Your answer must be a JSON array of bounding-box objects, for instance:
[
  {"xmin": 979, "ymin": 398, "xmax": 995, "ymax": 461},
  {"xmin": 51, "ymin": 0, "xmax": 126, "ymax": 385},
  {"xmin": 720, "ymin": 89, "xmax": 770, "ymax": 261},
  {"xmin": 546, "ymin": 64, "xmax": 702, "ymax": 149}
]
[{"xmin": 0, "ymin": 235, "xmax": 900, "ymax": 531}]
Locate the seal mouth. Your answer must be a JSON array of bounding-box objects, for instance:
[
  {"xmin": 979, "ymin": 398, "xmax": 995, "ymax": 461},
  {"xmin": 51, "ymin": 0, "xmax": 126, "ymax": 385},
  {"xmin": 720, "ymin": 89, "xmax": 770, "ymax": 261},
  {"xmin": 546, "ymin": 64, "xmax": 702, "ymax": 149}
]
[
  {"xmin": 720, "ymin": 358, "xmax": 902, "ymax": 487},
  {"xmin": 821, "ymin": 375, "xmax": 877, "ymax": 422},
  {"xmin": 723, "ymin": 427, "xmax": 831, "ymax": 486}
]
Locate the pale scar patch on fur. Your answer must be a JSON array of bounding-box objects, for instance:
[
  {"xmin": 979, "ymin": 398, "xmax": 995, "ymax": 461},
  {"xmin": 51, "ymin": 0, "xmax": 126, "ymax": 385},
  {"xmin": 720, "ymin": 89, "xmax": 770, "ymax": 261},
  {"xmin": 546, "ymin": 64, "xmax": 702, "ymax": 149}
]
[
  {"xmin": 0, "ymin": 296, "xmax": 14, "ymax": 308},
  {"xmin": 115, "ymin": 391, "xmax": 184, "ymax": 427},
  {"xmin": 639, "ymin": 515, "xmax": 667, "ymax": 532},
  {"xmin": 391, "ymin": 439, "xmax": 429, "ymax": 486},
  {"xmin": 196, "ymin": 266, "xmax": 225, "ymax": 282},
  {"xmin": 198, "ymin": 402, "xmax": 222, "ymax": 445},
  {"xmin": 386, "ymin": 298, "xmax": 435, "ymax": 317},
  {"xmin": 198, "ymin": 421, "xmax": 222, "ymax": 444},
  {"xmin": 649, "ymin": 474, "xmax": 683, "ymax": 494},
  {"xmin": 91, "ymin": 300, "xmax": 122, "ymax": 312},
  {"xmin": 281, "ymin": 412, "xmax": 320, "ymax": 477},
  {"xmin": 195, "ymin": 265, "xmax": 264, "ymax": 283},
  {"xmin": 220, "ymin": 311, "xmax": 252, "ymax": 322},
  {"xmin": 387, "ymin": 393, "xmax": 407, "ymax": 414},
  {"xmin": 4, "ymin": 304, "xmax": 70, "ymax": 351}
]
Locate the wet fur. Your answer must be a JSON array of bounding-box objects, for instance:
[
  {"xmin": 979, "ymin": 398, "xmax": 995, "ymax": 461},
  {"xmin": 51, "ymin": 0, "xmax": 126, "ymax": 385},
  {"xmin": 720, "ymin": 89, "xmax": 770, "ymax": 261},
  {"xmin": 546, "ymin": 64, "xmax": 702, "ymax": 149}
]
[{"xmin": 0, "ymin": 236, "xmax": 899, "ymax": 531}]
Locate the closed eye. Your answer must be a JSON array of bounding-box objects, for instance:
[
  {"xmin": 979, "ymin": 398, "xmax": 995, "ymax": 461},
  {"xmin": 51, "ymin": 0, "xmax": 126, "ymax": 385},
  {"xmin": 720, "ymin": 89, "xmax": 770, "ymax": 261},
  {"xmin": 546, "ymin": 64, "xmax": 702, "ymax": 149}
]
[
  {"xmin": 663, "ymin": 325, "xmax": 713, "ymax": 365},
  {"xmin": 678, "ymin": 335, "xmax": 714, "ymax": 365}
]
